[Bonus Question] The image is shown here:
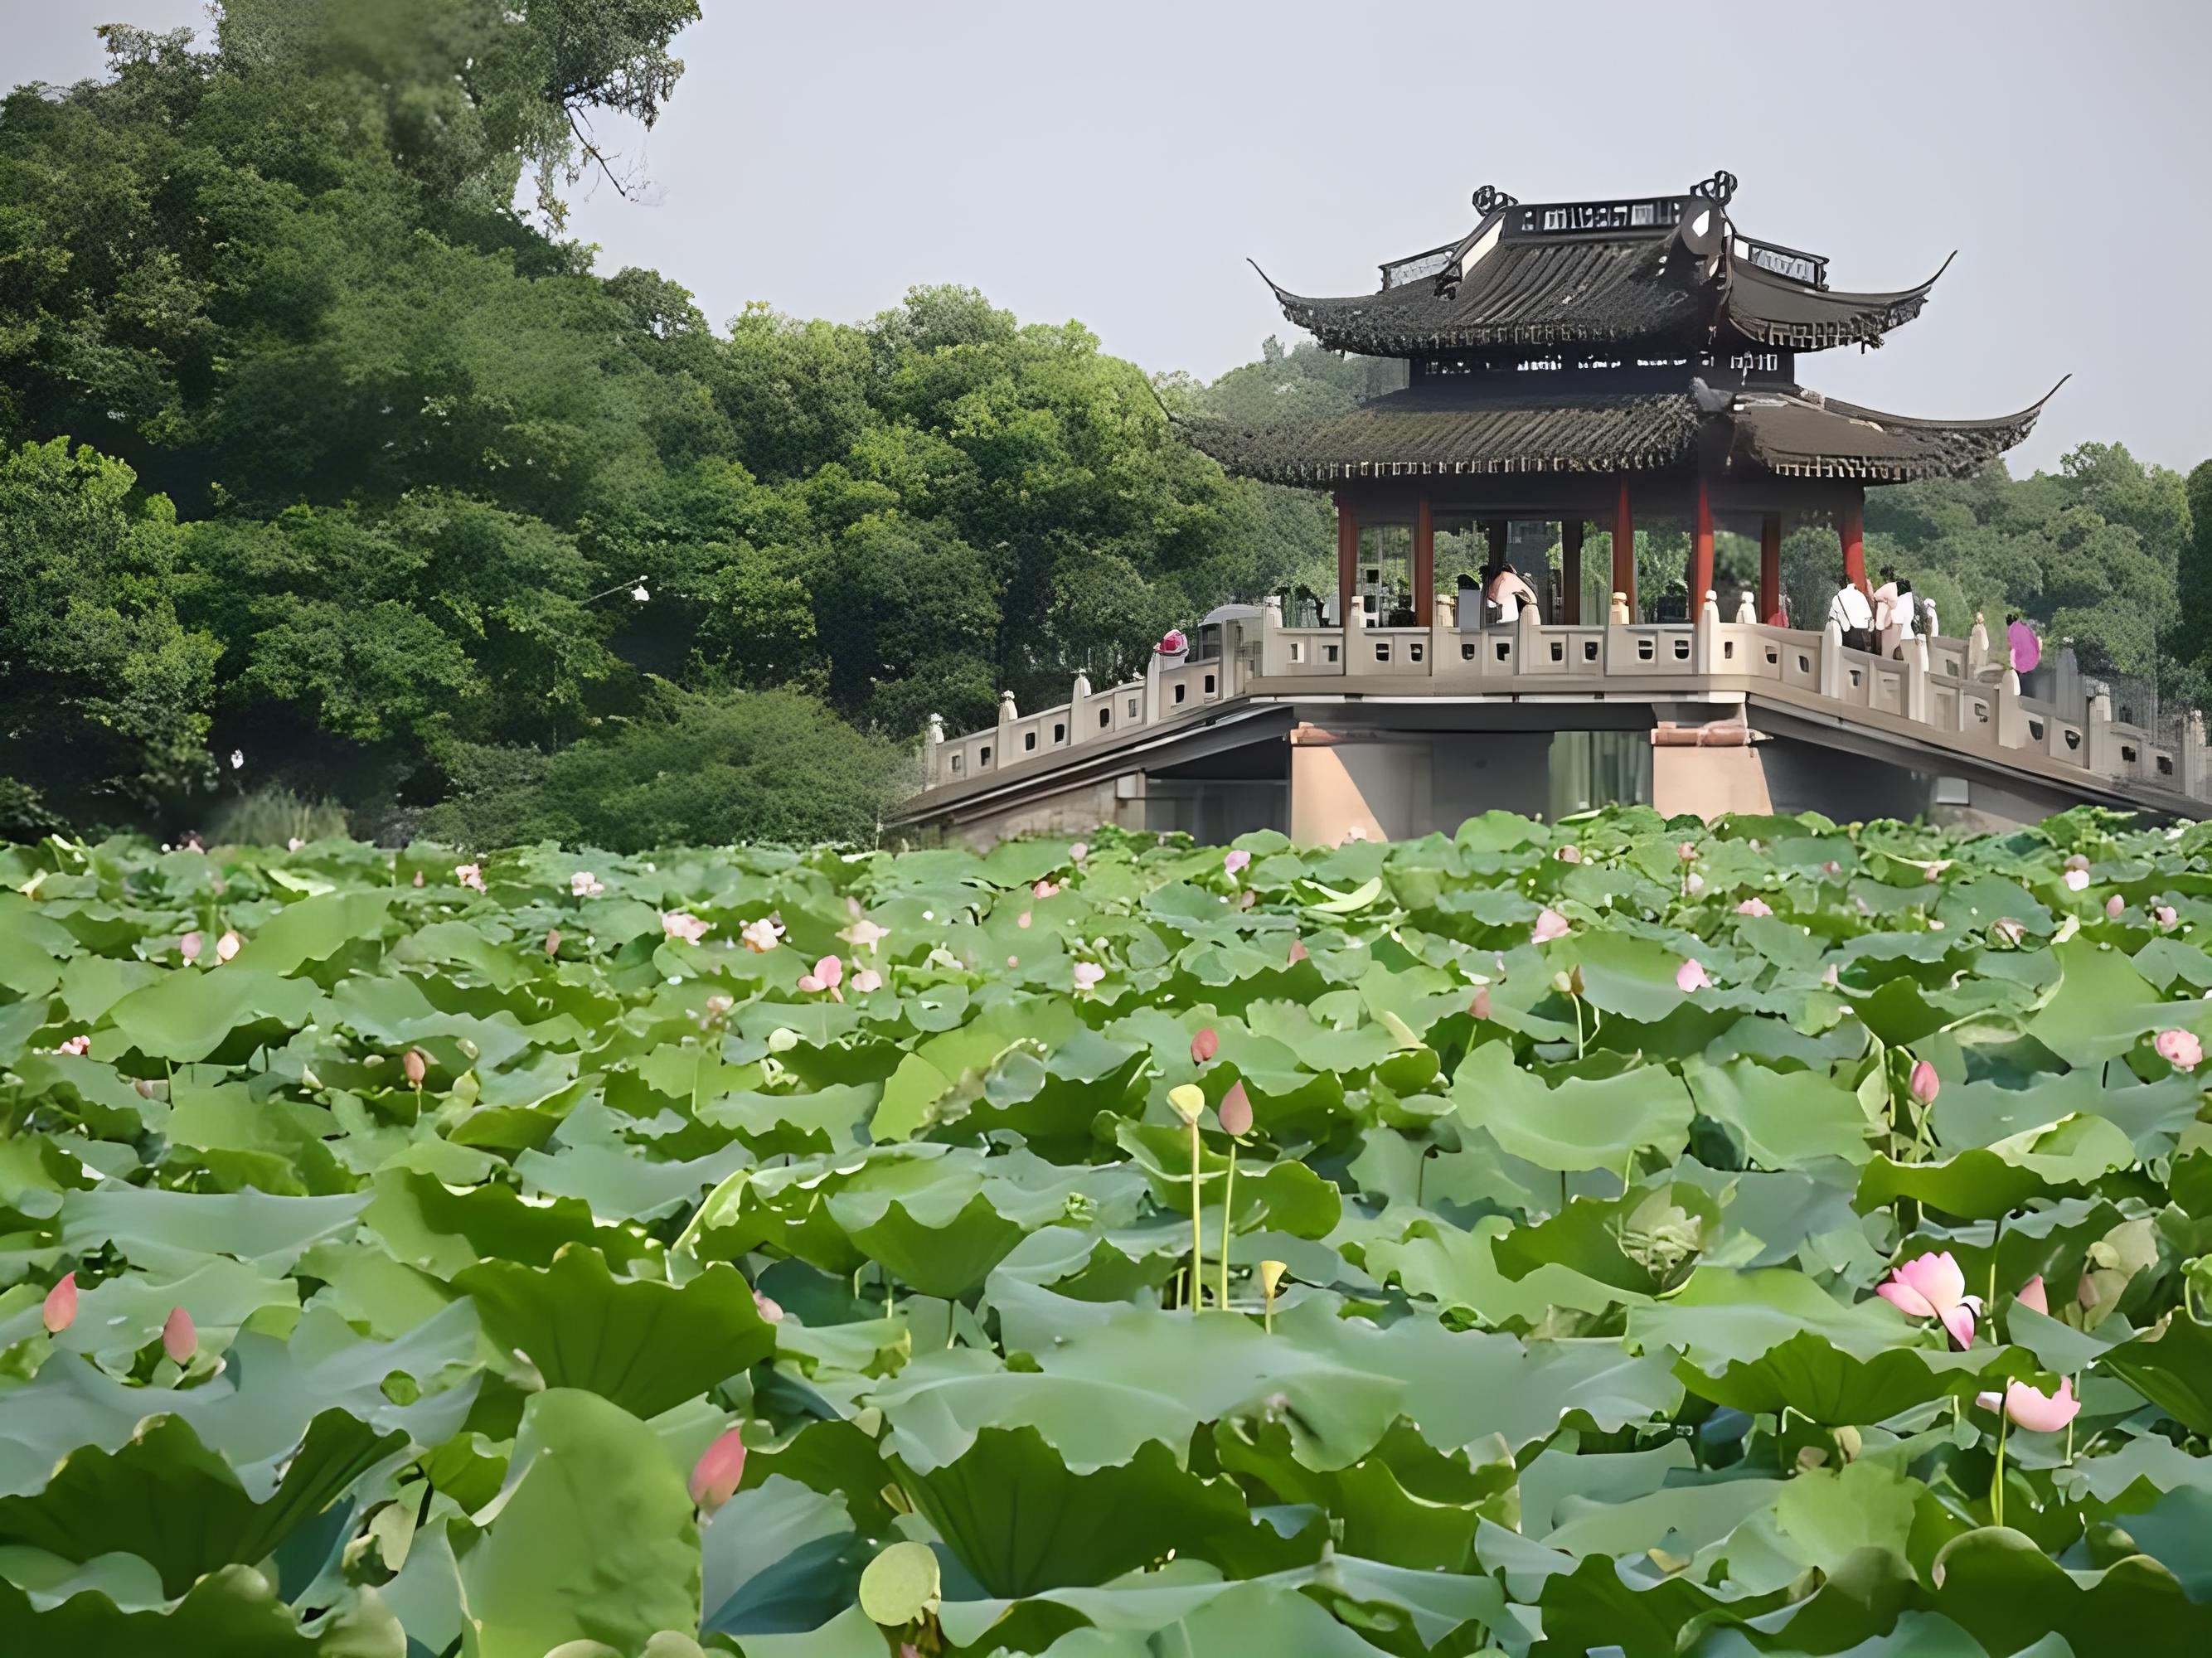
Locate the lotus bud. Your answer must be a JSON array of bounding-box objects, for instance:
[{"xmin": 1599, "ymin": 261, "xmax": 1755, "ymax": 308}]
[
  {"xmin": 2105, "ymin": 894, "xmax": 2125, "ymax": 919},
  {"xmin": 1551, "ymin": 970, "xmax": 1574, "ymax": 996},
  {"xmin": 1909, "ymin": 1059, "xmax": 1939, "ymax": 1104},
  {"xmin": 1556, "ymin": 845, "xmax": 1581, "ymax": 864},
  {"xmin": 1167, "ymin": 1084, "xmax": 1206, "ymax": 1126},
  {"xmin": 216, "ymin": 929, "xmax": 241, "ymax": 962},
  {"xmin": 753, "ymin": 1289, "xmax": 783, "ymax": 1324},
  {"xmin": 1287, "ymin": 938, "xmax": 1308, "ymax": 966},
  {"xmin": 178, "ymin": 930, "xmax": 203, "ymax": 962},
  {"xmin": 1677, "ymin": 841, "xmax": 1699, "ymax": 864},
  {"xmin": 1191, "ymin": 1027, "xmax": 1220, "ymax": 1065},
  {"xmin": 1217, "ymin": 1081, "xmax": 1253, "ymax": 1138},
  {"xmin": 1469, "ymin": 985, "xmax": 1492, "ymax": 1020},
  {"xmin": 688, "ymin": 1427, "xmax": 748, "ymax": 1512},
  {"xmin": 42, "ymin": 1273, "xmax": 75, "ymax": 1334},
  {"xmin": 2016, "ymin": 1274, "xmax": 2049, "ymax": 1316},
  {"xmin": 402, "ymin": 1048, "xmax": 429, "ymax": 1088},
  {"xmin": 766, "ymin": 1027, "xmax": 799, "ymax": 1053},
  {"xmin": 1259, "ymin": 1261, "xmax": 1288, "ymax": 1297},
  {"xmin": 545, "ymin": 928, "xmax": 562, "ymax": 956},
  {"xmin": 162, "ymin": 1306, "xmax": 196, "ymax": 1364},
  {"xmin": 2155, "ymin": 1028, "xmax": 2203, "ymax": 1071}
]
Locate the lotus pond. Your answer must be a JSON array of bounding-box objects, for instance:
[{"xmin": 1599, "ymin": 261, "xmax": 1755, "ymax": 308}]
[{"xmin": 3, "ymin": 808, "xmax": 2212, "ymax": 1657}]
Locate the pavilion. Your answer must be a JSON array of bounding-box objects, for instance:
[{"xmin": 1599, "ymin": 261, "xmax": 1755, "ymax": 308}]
[{"xmin": 1182, "ymin": 172, "xmax": 2059, "ymax": 628}]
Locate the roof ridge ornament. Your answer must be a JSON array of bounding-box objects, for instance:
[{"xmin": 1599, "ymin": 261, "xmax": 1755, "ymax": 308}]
[
  {"xmin": 1691, "ymin": 170, "xmax": 1738, "ymax": 206},
  {"xmin": 1471, "ymin": 185, "xmax": 1519, "ymax": 216}
]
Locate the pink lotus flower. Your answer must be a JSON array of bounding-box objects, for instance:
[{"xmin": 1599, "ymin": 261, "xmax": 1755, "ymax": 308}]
[
  {"xmin": 1877, "ymin": 1251, "xmax": 1979, "ymax": 1348},
  {"xmin": 2016, "ymin": 1274, "xmax": 2049, "ymax": 1316},
  {"xmin": 740, "ymin": 916, "xmax": 783, "ymax": 953},
  {"xmin": 42, "ymin": 1273, "xmax": 75, "ymax": 1335},
  {"xmin": 1531, "ymin": 907, "xmax": 1570, "ymax": 944},
  {"xmin": 1677, "ymin": 841, "xmax": 1699, "ymax": 864},
  {"xmin": 1070, "ymin": 842, "xmax": 1088, "ymax": 863},
  {"xmin": 689, "ymin": 1427, "xmax": 748, "ymax": 1512},
  {"xmin": 1735, "ymin": 897, "xmax": 1772, "ymax": 917},
  {"xmin": 545, "ymin": 929, "xmax": 562, "ymax": 956},
  {"xmin": 1006, "ymin": 955, "xmax": 1019, "ymax": 968},
  {"xmin": 1217, "ymin": 1081, "xmax": 1253, "ymax": 1137},
  {"xmin": 1822, "ymin": 962, "xmax": 1841, "ymax": 987},
  {"xmin": 1676, "ymin": 958, "xmax": 1710, "ymax": 993},
  {"xmin": 1469, "ymin": 985, "xmax": 1492, "ymax": 1020},
  {"xmin": 2105, "ymin": 894, "xmax": 2125, "ymax": 919},
  {"xmin": 2063, "ymin": 868, "xmax": 2090, "ymax": 892},
  {"xmin": 52, "ymin": 1034, "xmax": 90, "ymax": 1056},
  {"xmin": 1191, "ymin": 1027, "xmax": 1219, "ymax": 1064},
  {"xmin": 570, "ymin": 871, "xmax": 604, "ymax": 899},
  {"xmin": 2156, "ymin": 905, "xmax": 2179, "ymax": 930},
  {"xmin": 1995, "ymin": 1375, "xmax": 2080, "ymax": 1433},
  {"xmin": 798, "ymin": 955, "xmax": 844, "ymax": 1000},
  {"xmin": 851, "ymin": 967, "xmax": 882, "ymax": 993},
  {"xmin": 1224, "ymin": 848, "xmax": 1251, "ymax": 876},
  {"xmin": 753, "ymin": 1289, "xmax": 783, "ymax": 1324},
  {"xmin": 1909, "ymin": 1059, "xmax": 1939, "ymax": 1105},
  {"xmin": 1287, "ymin": 938, "xmax": 1308, "ymax": 966},
  {"xmin": 1556, "ymin": 845, "xmax": 1581, "ymax": 864},
  {"xmin": 215, "ymin": 929, "xmax": 241, "ymax": 962},
  {"xmin": 2155, "ymin": 1028, "xmax": 2202, "ymax": 1071},
  {"xmin": 1031, "ymin": 880, "xmax": 1060, "ymax": 900},
  {"xmin": 412, "ymin": 870, "xmax": 424, "ymax": 888},
  {"xmin": 1684, "ymin": 872, "xmax": 1706, "ymax": 895},
  {"xmin": 842, "ymin": 917, "xmax": 890, "ymax": 951},
  {"xmin": 662, "ymin": 911, "xmax": 711, "ymax": 946},
  {"xmin": 178, "ymin": 931, "xmax": 203, "ymax": 962},
  {"xmin": 162, "ymin": 1307, "xmax": 196, "ymax": 1365},
  {"xmin": 1992, "ymin": 918, "xmax": 2026, "ymax": 946},
  {"xmin": 1016, "ymin": 911, "xmax": 1032, "ymax": 929},
  {"xmin": 1073, "ymin": 961, "xmax": 1105, "ymax": 992},
  {"xmin": 1239, "ymin": 889, "xmax": 1256, "ymax": 909},
  {"xmin": 454, "ymin": 863, "xmax": 486, "ymax": 893}
]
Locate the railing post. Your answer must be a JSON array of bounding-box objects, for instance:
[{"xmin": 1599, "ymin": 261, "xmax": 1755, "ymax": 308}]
[
  {"xmin": 1259, "ymin": 595, "xmax": 1284, "ymax": 678},
  {"xmin": 926, "ymin": 713, "xmax": 945, "ymax": 784},
  {"xmin": 1142, "ymin": 650, "xmax": 1163, "ymax": 723},
  {"xmin": 2087, "ymin": 690, "xmax": 2116, "ymax": 774},
  {"xmin": 1733, "ymin": 590, "xmax": 1756, "ymax": 625},
  {"xmin": 1515, "ymin": 604, "xmax": 1540, "ymax": 682},
  {"xmin": 1818, "ymin": 621, "xmax": 1846, "ymax": 700},
  {"xmin": 1967, "ymin": 612, "xmax": 1990, "ymax": 676},
  {"xmin": 1069, "ymin": 673, "xmax": 1094, "ymax": 743},
  {"xmin": 1905, "ymin": 635, "xmax": 1930, "ymax": 725},
  {"xmin": 1996, "ymin": 669, "xmax": 2027, "ymax": 750},
  {"xmin": 2185, "ymin": 710, "xmax": 2208, "ymax": 800},
  {"xmin": 1693, "ymin": 590, "xmax": 1719, "ymax": 674}
]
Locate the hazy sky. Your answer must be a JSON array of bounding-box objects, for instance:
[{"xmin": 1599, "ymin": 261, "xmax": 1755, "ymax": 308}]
[{"xmin": 13, "ymin": 1, "xmax": 2211, "ymax": 474}]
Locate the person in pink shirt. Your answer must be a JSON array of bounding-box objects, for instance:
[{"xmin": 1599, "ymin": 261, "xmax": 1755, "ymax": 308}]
[{"xmin": 2006, "ymin": 612, "xmax": 2041, "ymax": 676}]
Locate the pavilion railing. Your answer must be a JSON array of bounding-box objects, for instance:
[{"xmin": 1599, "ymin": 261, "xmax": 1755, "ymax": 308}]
[{"xmin": 917, "ymin": 594, "xmax": 2209, "ymax": 809}]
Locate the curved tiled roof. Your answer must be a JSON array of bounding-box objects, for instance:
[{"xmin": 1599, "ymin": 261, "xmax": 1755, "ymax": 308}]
[{"xmin": 1180, "ymin": 379, "xmax": 2058, "ymax": 488}]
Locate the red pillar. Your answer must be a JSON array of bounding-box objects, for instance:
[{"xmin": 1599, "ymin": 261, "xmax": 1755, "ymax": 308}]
[
  {"xmin": 1335, "ymin": 490, "xmax": 1358, "ymax": 625},
  {"xmin": 1691, "ymin": 478, "xmax": 1715, "ymax": 612},
  {"xmin": 1611, "ymin": 481, "xmax": 1635, "ymax": 614},
  {"xmin": 1840, "ymin": 492, "xmax": 1867, "ymax": 597},
  {"xmin": 1561, "ymin": 519, "xmax": 1584, "ymax": 624},
  {"xmin": 1414, "ymin": 495, "xmax": 1434, "ymax": 626},
  {"xmin": 1758, "ymin": 512, "xmax": 1783, "ymax": 624}
]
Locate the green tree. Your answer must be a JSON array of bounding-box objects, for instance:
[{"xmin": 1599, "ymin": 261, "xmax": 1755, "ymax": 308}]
[
  {"xmin": 423, "ymin": 682, "xmax": 901, "ymax": 851},
  {"xmin": 0, "ymin": 438, "xmax": 219, "ymax": 830}
]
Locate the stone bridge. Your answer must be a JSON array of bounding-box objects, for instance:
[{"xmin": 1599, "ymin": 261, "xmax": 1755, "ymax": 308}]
[{"xmin": 891, "ymin": 598, "xmax": 2205, "ymax": 849}]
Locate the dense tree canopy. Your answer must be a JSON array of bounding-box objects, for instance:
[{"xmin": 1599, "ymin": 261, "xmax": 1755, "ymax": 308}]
[{"xmin": 0, "ymin": 3, "xmax": 2202, "ymax": 843}]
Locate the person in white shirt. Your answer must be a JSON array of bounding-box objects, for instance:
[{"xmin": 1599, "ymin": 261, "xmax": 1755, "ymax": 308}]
[{"xmin": 1829, "ymin": 579, "xmax": 1875, "ymax": 652}]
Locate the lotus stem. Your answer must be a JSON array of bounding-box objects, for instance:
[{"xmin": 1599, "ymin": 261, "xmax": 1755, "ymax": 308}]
[
  {"xmin": 1991, "ymin": 1411, "xmax": 2009, "ymax": 1528},
  {"xmin": 1218, "ymin": 1148, "xmax": 1236, "ymax": 1312},
  {"xmin": 1264, "ymin": 1282, "xmax": 1275, "ymax": 1333},
  {"xmin": 1188, "ymin": 1115, "xmax": 1205, "ymax": 1311}
]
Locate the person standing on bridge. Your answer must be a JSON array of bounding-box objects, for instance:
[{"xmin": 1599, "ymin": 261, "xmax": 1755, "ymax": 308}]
[
  {"xmin": 2006, "ymin": 613, "xmax": 2041, "ymax": 676},
  {"xmin": 1484, "ymin": 557, "xmax": 1540, "ymax": 626},
  {"xmin": 1829, "ymin": 574, "xmax": 1875, "ymax": 653}
]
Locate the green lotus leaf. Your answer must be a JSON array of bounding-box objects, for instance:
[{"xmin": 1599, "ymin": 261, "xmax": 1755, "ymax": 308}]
[
  {"xmin": 2095, "ymin": 1312, "xmax": 2212, "ymax": 1435},
  {"xmin": 1449, "ymin": 1040, "xmax": 1694, "ymax": 1172},
  {"xmin": 0, "ymin": 1562, "xmax": 370, "ymax": 1656},
  {"xmin": 0, "ymin": 1409, "xmax": 400, "ymax": 1597},
  {"xmin": 454, "ymin": 1246, "xmax": 773, "ymax": 1418},
  {"xmin": 463, "ymin": 1388, "xmax": 701, "ymax": 1658},
  {"xmin": 1687, "ymin": 1059, "xmax": 1880, "ymax": 1167},
  {"xmin": 1928, "ymin": 1525, "xmax": 2212, "ymax": 1655},
  {"xmin": 1856, "ymin": 1113, "xmax": 2138, "ymax": 1219}
]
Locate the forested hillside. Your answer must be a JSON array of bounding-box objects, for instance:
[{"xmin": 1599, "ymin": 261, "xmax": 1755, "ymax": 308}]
[{"xmin": 1, "ymin": 2, "xmax": 2206, "ymax": 849}]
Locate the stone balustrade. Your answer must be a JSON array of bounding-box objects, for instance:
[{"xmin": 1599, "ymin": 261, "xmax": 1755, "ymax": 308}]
[{"xmin": 917, "ymin": 594, "xmax": 2209, "ymax": 810}]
